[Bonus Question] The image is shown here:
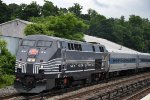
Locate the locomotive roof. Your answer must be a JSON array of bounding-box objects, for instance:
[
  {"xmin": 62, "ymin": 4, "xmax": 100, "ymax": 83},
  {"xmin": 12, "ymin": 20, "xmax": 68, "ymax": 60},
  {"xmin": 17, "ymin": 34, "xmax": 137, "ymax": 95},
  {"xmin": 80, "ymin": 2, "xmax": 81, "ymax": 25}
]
[
  {"xmin": 23, "ymin": 35, "xmax": 105, "ymax": 46},
  {"xmin": 24, "ymin": 35, "xmax": 65, "ymax": 41},
  {"xmin": 23, "ymin": 34, "xmax": 149, "ymax": 55}
]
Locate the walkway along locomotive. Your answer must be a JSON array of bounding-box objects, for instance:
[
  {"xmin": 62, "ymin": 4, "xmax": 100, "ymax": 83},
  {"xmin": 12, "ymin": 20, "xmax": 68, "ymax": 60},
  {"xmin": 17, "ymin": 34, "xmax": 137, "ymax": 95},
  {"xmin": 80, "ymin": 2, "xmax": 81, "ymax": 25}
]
[{"xmin": 14, "ymin": 35, "xmax": 150, "ymax": 93}]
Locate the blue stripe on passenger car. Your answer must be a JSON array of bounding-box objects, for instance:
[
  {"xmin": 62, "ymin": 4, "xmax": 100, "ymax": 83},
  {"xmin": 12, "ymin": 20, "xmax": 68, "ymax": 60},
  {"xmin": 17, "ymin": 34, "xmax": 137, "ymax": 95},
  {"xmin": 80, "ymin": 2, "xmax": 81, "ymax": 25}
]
[{"xmin": 109, "ymin": 58, "xmax": 136, "ymax": 64}]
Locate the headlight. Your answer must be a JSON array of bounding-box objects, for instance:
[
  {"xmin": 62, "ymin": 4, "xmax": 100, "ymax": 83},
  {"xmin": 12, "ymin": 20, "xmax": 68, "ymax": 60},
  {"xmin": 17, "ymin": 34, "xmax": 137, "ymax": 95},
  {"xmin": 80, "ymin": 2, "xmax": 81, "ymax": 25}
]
[
  {"xmin": 41, "ymin": 65, "xmax": 44, "ymax": 68},
  {"xmin": 27, "ymin": 58, "xmax": 36, "ymax": 62}
]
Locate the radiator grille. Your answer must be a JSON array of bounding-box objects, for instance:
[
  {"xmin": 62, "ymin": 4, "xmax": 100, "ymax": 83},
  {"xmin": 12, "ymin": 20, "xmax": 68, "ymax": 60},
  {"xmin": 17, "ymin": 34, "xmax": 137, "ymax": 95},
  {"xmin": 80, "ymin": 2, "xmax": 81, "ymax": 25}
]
[{"xmin": 26, "ymin": 64, "xmax": 33, "ymax": 74}]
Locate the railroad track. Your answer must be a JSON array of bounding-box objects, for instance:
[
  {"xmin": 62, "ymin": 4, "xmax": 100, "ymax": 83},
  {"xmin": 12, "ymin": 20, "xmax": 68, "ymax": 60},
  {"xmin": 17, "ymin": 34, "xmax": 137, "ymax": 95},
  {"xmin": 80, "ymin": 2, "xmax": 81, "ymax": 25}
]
[
  {"xmin": 50, "ymin": 72, "xmax": 150, "ymax": 100},
  {"xmin": 124, "ymin": 86, "xmax": 150, "ymax": 100},
  {"xmin": 1, "ymin": 72, "xmax": 150, "ymax": 100},
  {"xmin": 0, "ymin": 93, "xmax": 36, "ymax": 100}
]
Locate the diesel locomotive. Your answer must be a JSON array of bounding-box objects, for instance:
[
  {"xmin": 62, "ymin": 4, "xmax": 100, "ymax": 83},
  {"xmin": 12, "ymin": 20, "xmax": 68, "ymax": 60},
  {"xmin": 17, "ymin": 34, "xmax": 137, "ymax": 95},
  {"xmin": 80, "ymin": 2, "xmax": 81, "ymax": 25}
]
[{"xmin": 14, "ymin": 35, "xmax": 150, "ymax": 93}]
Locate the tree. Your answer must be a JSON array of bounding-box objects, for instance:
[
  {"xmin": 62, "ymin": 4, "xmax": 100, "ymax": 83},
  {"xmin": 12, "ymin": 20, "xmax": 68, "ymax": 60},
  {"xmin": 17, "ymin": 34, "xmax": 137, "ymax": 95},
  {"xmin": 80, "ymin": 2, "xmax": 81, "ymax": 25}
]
[
  {"xmin": 0, "ymin": 0, "xmax": 11, "ymax": 23},
  {"xmin": 24, "ymin": 23, "xmax": 54, "ymax": 36},
  {"xmin": 19, "ymin": 2, "xmax": 41, "ymax": 20},
  {"xmin": 0, "ymin": 39, "xmax": 15, "ymax": 88},
  {"xmin": 68, "ymin": 3, "xmax": 82, "ymax": 17},
  {"xmin": 15, "ymin": 3, "xmax": 27, "ymax": 19},
  {"xmin": 8, "ymin": 3, "xmax": 20, "ymax": 19},
  {"xmin": 41, "ymin": 0, "xmax": 59, "ymax": 17},
  {"xmin": 96, "ymin": 18, "xmax": 115, "ymax": 40},
  {"xmin": 87, "ymin": 9, "xmax": 106, "ymax": 35},
  {"xmin": 25, "ymin": 13, "xmax": 88, "ymax": 41},
  {"xmin": 1, "ymin": 0, "xmax": 150, "ymax": 52},
  {"xmin": 59, "ymin": 8, "xmax": 68, "ymax": 14},
  {"xmin": 87, "ymin": 13, "xmax": 150, "ymax": 53},
  {"xmin": 129, "ymin": 15, "xmax": 142, "ymax": 27},
  {"xmin": 0, "ymin": 39, "xmax": 16, "ymax": 75}
]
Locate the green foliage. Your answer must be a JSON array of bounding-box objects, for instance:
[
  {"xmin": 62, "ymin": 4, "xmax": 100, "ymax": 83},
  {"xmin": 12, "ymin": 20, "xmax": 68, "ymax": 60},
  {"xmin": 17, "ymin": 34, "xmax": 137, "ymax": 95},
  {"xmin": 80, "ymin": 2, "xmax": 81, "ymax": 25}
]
[
  {"xmin": 82, "ymin": 9, "xmax": 150, "ymax": 52},
  {"xmin": 25, "ymin": 13, "xmax": 88, "ymax": 41},
  {"xmin": 68, "ymin": 3, "xmax": 82, "ymax": 17},
  {"xmin": 41, "ymin": 0, "xmax": 59, "ymax": 17},
  {"xmin": 20, "ymin": 2, "xmax": 41, "ymax": 20},
  {"xmin": 0, "ymin": 39, "xmax": 6, "ymax": 49},
  {"xmin": 24, "ymin": 24, "xmax": 55, "ymax": 36},
  {"xmin": 0, "ymin": 0, "xmax": 149, "ymax": 89},
  {"xmin": 8, "ymin": 3, "xmax": 20, "ymax": 20},
  {"xmin": 0, "ymin": 0, "xmax": 150, "ymax": 52},
  {"xmin": 0, "ymin": 39, "xmax": 16, "ymax": 75},
  {"xmin": 0, "ymin": 0, "xmax": 11, "ymax": 23},
  {"xmin": 0, "ymin": 39, "xmax": 16, "ymax": 88},
  {"xmin": 0, "ymin": 75, "xmax": 15, "ymax": 88},
  {"xmin": 87, "ymin": 9, "xmax": 106, "ymax": 35}
]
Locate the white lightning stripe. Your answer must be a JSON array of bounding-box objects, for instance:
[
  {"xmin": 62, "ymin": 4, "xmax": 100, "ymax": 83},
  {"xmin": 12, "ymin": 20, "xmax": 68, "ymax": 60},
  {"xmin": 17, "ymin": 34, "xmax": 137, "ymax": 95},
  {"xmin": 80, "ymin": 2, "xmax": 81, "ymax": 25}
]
[
  {"xmin": 34, "ymin": 65, "xmax": 37, "ymax": 74},
  {"xmin": 42, "ymin": 64, "xmax": 61, "ymax": 67},
  {"xmin": 36, "ymin": 65, "xmax": 38, "ymax": 74},
  {"xmin": 66, "ymin": 60, "xmax": 95, "ymax": 63},
  {"xmin": 48, "ymin": 61, "xmax": 62, "ymax": 64},
  {"xmin": 22, "ymin": 65, "xmax": 24, "ymax": 73},
  {"xmin": 84, "ymin": 69, "xmax": 95, "ymax": 71},
  {"xmin": 47, "ymin": 58, "xmax": 62, "ymax": 63},
  {"xmin": 44, "ymin": 70, "xmax": 59, "ymax": 72},
  {"xmin": 42, "ymin": 67, "xmax": 59, "ymax": 70},
  {"xmin": 21, "ymin": 66, "xmax": 24, "ymax": 73},
  {"xmin": 65, "ymin": 70, "xmax": 83, "ymax": 73},
  {"xmin": 33, "ymin": 65, "xmax": 35, "ymax": 74},
  {"xmin": 44, "ymin": 72, "xmax": 62, "ymax": 74},
  {"xmin": 25, "ymin": 65, "xmax": 26, "ymax": 73}
]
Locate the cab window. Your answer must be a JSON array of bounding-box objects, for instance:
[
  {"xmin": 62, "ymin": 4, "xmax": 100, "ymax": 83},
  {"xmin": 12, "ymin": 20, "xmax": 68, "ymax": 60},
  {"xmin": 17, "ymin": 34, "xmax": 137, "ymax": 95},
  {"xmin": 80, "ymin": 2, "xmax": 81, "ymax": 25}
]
[
  {"xmin": 21, "ymin": 40, "xmax": 35, "ymax": 46},
  {"xmin": 37, "ymin": 40, "xmax": 52, "ymax": 47}
]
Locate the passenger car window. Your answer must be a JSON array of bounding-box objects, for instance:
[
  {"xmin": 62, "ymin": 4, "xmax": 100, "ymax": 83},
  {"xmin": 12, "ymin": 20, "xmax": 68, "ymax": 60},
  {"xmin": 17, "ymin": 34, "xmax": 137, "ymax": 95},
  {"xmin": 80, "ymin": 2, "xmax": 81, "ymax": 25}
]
[
  {"xmin": 37, "ymin": 40, "xmax": 52, "ymax": 47},
  {"xmin": 21, "ymin": 40, "xmax": 35, "ymax": 46}
]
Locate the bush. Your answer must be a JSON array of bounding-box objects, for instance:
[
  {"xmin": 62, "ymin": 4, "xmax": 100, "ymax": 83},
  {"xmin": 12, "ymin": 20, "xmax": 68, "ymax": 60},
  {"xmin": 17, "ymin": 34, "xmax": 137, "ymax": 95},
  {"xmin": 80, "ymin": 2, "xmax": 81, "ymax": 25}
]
[
  {"xmin": 25, "ymin": 13, "xmax": 88, "ymax": 41},
  {"xmin": 0, "ymin": 39, "xmax": 16, "ymax": 88},
  {"xmin": 0, "ymin": 75, "xmax": 15, "ymax": 88}
]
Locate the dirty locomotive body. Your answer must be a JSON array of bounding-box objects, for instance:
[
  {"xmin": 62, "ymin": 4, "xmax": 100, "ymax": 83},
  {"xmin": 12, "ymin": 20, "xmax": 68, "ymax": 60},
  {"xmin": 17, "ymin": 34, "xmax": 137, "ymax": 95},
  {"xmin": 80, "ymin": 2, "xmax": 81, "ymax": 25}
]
[{"xmin": 14, "ymin": 35, "xmax": 108, "ymax": 93}]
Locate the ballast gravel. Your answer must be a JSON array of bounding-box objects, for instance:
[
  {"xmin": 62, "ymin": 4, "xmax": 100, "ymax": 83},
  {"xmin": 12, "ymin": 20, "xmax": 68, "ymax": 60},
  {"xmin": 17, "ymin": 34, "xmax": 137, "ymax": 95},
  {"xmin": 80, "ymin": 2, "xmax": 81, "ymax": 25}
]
[{"xmin": 0, "ymin": 86, "xmax": 18, "ymax": 98}]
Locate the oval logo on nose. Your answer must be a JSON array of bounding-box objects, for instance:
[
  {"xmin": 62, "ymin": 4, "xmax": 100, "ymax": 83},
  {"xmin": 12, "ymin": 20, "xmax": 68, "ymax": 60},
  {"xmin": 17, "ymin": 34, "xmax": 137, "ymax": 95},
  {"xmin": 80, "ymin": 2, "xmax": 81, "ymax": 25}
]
[{"xmin": 29, "ymin": 48, "xmax": 39, "ymax": 55}]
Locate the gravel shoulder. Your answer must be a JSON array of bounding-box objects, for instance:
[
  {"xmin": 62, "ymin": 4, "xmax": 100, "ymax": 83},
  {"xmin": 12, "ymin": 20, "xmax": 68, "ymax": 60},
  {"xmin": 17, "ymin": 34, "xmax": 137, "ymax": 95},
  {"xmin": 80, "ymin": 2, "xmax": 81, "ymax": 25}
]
[{"xmin": 0, "ymin": 86, "xmax": 18, "ymax": 98}]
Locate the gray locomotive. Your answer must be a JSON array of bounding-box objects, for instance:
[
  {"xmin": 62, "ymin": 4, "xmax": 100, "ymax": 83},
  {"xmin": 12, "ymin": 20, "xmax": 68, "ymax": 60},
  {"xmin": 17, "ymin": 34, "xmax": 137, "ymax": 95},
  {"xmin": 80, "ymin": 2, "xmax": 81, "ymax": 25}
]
[{"xmin": 14, "ymin": 35, "xmax": 150, "ymax": 93}]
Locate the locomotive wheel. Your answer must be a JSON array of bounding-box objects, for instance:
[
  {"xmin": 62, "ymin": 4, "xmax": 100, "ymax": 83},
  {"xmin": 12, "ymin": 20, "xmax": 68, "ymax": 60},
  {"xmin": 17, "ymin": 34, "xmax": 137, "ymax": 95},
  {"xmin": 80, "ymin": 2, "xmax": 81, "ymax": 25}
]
[
  {"xmin": 23, "ymin": 76, "xmax": 35, "ymax": 91},
  {"xmin": 55, "ymin": 77, "xmax": 73, "ymax": 88}
]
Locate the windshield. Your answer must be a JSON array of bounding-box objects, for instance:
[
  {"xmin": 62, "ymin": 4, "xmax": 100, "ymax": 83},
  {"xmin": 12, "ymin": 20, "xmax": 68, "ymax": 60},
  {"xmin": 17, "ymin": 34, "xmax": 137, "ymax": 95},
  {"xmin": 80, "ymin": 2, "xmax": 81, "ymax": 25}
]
[
  {"xmin": 37, "ymin": 40, "xmax": 52, "ymax": 47},
  {"xmin": 21, "ymin": 40, "xmax": 35, "ymax": 46}
]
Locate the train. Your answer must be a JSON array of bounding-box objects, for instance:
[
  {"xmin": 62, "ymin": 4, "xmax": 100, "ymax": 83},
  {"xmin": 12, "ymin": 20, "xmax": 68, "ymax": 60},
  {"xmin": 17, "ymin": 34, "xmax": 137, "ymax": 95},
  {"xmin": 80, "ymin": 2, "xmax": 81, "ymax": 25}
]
[{"xmin": 14, "ymin": 35, "xmax": 150, "ymax": 93}]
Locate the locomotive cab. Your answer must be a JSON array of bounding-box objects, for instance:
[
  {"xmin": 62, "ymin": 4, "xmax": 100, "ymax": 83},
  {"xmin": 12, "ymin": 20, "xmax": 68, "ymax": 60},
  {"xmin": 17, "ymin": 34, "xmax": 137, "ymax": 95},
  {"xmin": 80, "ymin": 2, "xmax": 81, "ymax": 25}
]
[
  {"xmin": 15, "ymin": 35, "xmax": 58, "ymax": 74},
  {"xmin": 14, "ymin": 35, "xmax": 60, "ymax": 93}
]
